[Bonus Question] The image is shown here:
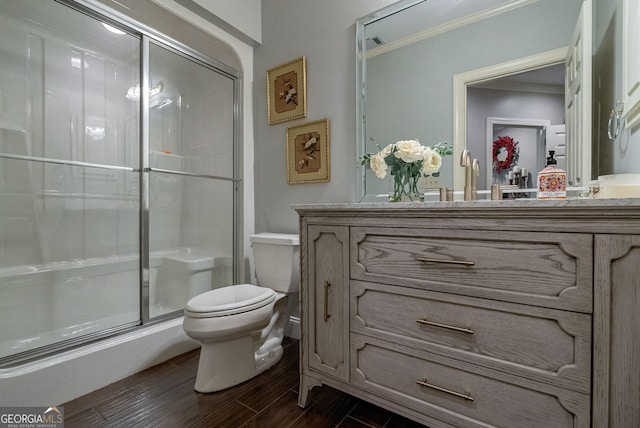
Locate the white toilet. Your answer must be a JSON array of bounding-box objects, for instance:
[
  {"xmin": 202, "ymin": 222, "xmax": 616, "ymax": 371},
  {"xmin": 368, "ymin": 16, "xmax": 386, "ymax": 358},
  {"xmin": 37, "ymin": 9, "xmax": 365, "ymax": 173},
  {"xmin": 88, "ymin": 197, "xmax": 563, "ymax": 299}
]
[{"xmin": 182, "ymin": 232, "xmax": 299, "ymax": 393}]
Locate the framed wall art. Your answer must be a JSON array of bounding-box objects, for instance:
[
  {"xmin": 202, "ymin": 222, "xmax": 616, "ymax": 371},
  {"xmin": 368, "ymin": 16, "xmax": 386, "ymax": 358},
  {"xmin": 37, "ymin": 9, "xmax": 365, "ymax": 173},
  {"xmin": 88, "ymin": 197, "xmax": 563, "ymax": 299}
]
[
  {"xmin": 267, "ymin": 56, "xmax": 307, "ymax": 125},
  {"xmin": 286, "ymin": 119, "xmax": 330, "ymax": 184}
]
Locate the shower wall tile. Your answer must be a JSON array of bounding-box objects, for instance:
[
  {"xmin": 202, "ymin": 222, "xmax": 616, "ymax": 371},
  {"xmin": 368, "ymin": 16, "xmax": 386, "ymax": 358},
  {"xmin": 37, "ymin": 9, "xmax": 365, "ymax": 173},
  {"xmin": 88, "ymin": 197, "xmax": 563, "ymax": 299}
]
[
  {"xmin": 50, "ymin": 267, "xmax": 139, "ymax": 329},
  {"xmin": 0, "ymin": 215, "xmax": 41, "ymax": 268},
  {"xmin": 149, "ymin": 100, "xmax": 180, "ymax": 156},
  {"xmin": 0, "ymin": 192, "xmax": 31, "ymax": 216},
  {"xmin": 85, "ymin": 203, "xmax": 119, "ymax": 259},
  {"xmin": 0, "ymin": 157, "xmax": 43, "ymax": 268},
  {"xmin": 68, "ymin": 205, "xmax": 86, "ymax": 261},
  {"xmin": 82, "ymin": 168, "xmax": 118, "ymax": 197},
  {"xmin": 0, "ymin": 24, "xmax": 31, "ymax": 138},
  {"xmin": 39, "ymin": 41, "xmax": 137, "ymax": 169},
  {"xmin": 41, "ymin": 196, "xmax": 72, "ymax": 263},
  {"xmin": 0, "ymin": 276, "xmax": 53, "ymax": 351},
  {"xmin": 179, "ymin": 178, "xmax": 232, "ymax": 255},
  {"xmin": 149, "ymin": 208, "xmax": 182, "ymax": 251},
  {"xmin": 180, "ymin": 90, "xmax": 234, "ymax": 179},
  {"xmin": 117, "ymin": 201, "xmax": 139, "ymax": 255},
  {"xmin": 0, "ymin": 93, "xmax": 28, "ymax": 130},
  {"xmin": 0, "ymin": 131, "xmax": 32, "ymax": 190}
]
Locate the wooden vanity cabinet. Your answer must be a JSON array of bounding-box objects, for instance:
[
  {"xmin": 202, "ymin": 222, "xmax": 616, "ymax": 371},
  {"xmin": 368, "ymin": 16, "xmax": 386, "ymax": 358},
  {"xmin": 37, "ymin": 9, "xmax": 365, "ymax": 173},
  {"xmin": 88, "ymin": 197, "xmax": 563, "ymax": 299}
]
[
  {"xmin": 297, "ymin": 203, "xmax": 640, "ymax": 428},
  {"xmin": 299, "ymin": 225, "xmax": 350, "ymax": 406},
  {"xmin": 593, "ymin": 234, "xmax": 640, "ymax": 427}
]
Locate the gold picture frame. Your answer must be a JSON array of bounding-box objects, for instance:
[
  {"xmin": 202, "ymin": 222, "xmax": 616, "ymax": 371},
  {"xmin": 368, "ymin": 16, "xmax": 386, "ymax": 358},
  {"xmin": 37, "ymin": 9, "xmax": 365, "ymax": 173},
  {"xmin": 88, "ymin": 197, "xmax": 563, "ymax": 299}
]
[
  {"xmin": 286, "ymin": 119, "xmax": 330, "ymax": 184},
  {"xmin": 267, "ymin": 56, "xmax": 307, "ymax": 125}
]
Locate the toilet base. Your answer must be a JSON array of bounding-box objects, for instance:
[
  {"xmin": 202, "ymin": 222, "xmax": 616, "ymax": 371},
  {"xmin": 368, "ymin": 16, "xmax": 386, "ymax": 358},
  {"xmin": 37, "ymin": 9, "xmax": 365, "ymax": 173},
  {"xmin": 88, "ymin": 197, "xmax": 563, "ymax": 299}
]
[
  {"xmin": 195, "ymin": 335, "xmax": 259, "ymax": 393},
  {"xmin": 190, "ymin": 295, "xmax": 290, "ymax": 393},
  {"xmin": 256, "ymin": 342, "xmax": 283, "ymax": 373}
]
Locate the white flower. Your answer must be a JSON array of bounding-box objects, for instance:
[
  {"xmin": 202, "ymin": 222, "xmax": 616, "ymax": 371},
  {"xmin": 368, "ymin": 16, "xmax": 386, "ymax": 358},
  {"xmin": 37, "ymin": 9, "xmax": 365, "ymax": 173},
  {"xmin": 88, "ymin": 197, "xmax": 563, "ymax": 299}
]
[
  {"xmin": 381, "ymin": 143, "xmax": 394, "ymax": 157},
  {"xmin": 421, "ymin": 147, "xmax": 442, "ymax": 175},
  {"xmin": 369, "ymin": 152, "xmax": 388, "ymax": 178},
  {"xmin": 393, "ymin": 140, "xmax": 424, "ymax": 163},
  {"xmin": 361, "ymin": 139, "xmax": 449, "ymax": 195}
]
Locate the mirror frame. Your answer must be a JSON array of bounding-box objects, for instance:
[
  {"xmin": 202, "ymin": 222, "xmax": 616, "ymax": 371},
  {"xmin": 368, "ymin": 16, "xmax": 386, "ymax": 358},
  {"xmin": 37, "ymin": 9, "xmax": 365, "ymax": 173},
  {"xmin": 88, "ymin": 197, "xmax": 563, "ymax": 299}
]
[
  {"xmin": 356, "ymin": 0, "xmax": 590, "ymax": 201},
  {"xmin": 355, "ymin": 0, "xmax": 425, "ymax": 202}
]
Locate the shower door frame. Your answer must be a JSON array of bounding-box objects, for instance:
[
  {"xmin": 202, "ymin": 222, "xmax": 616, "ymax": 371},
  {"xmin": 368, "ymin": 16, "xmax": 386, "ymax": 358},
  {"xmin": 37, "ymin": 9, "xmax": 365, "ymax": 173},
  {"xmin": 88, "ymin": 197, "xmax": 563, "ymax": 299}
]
[
  {"xmin": 0, "ymin": 0, "xmax": 243, "ymax": 366},
  {"xmin": 65, "ymin": 0, "xmax": 245, "ymax": 325}
]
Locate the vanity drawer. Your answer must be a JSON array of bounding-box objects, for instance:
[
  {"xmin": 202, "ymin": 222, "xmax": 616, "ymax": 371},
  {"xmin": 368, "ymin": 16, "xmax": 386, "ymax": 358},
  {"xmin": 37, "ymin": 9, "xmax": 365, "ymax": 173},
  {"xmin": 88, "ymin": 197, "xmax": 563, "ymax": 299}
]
[
  {"xmin": 351, "ymin": 280, "xmax": 591, "ymax": 393},
  {"xmin": 351, "ymin": 334, "xmax": 590, "ymax": 428},
  {"xmin": 351, "ymin": 227, "xmax": 593, "ymax": 312}
]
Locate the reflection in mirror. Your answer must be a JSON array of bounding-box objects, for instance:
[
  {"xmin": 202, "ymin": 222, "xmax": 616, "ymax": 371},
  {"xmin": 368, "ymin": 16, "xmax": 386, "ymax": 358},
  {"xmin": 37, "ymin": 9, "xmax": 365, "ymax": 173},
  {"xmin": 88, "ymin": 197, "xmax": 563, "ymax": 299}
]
[
  {"xmin": 356, "ymin": 0, "xmax": 584, "ymax": 201},
  {"xmin": 488, "ymin": 121, "xmax": 548, "ymax": 191},
  {"xmin": 467, "ymin": 64, "xmax": 565, "ymax": 191}
]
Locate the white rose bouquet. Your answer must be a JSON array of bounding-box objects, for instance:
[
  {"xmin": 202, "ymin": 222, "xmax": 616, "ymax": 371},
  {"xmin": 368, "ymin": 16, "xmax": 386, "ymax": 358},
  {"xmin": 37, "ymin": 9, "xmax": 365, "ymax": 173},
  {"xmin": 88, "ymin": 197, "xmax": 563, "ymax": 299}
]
[{"xmin": 361, "ymin": 139, "xmax": 451, "ymax": 201}]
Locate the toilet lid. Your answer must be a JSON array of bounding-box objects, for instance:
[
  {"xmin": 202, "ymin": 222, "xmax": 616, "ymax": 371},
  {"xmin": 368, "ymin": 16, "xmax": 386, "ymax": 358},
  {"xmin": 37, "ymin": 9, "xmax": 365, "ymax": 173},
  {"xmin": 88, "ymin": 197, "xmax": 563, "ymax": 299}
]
[{"xmin": 185, "ymin": 284, "xmax": 276, "ymax": 318}]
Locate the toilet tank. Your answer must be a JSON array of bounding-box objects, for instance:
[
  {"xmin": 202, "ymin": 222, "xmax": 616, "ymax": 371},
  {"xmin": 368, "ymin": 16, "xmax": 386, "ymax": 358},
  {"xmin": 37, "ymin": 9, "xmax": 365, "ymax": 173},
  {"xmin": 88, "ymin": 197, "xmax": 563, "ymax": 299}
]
[{"xmin": 250, "ymin": 233, "xmax": 300, "ymax": 293}]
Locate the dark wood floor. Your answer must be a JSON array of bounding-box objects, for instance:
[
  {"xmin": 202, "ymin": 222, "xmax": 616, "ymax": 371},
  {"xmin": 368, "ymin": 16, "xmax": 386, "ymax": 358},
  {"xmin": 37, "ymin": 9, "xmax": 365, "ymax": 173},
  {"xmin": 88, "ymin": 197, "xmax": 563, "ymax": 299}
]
[{"xmin": 62, "ymin": 338, "xmax": 427, "ymax": 428}]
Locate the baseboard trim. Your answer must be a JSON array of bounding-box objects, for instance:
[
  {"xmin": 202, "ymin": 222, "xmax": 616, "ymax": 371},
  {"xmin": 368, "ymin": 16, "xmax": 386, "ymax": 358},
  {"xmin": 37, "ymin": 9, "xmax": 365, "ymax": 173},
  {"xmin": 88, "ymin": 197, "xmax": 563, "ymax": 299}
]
[{"xmin": 285, "ymin": 316, "xmax": 300, "ymax": 340}]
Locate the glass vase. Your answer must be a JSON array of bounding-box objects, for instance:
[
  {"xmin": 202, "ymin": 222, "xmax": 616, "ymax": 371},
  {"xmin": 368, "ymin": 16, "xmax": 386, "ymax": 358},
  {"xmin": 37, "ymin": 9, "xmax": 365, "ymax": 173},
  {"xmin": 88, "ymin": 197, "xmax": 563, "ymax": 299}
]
[{"xmin": 389, "ymin": 173, "xmax": 424, "ymax": 202}]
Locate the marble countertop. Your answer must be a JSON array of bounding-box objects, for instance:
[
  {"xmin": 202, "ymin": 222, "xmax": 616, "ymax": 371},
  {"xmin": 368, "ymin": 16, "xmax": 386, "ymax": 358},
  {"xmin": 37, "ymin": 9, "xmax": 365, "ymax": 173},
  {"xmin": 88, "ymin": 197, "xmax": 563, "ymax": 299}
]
[{"xmin": 293, "ymin": 197, "xmax": 640, "ymax": 211}]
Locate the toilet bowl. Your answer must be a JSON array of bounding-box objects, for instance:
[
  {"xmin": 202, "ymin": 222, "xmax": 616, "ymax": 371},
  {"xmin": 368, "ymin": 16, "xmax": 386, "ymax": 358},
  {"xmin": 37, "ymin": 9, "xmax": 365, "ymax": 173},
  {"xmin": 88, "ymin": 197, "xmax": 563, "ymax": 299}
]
[{"xmin": 182, "ymin": 233, "xmax": 299, "ymax": 393}]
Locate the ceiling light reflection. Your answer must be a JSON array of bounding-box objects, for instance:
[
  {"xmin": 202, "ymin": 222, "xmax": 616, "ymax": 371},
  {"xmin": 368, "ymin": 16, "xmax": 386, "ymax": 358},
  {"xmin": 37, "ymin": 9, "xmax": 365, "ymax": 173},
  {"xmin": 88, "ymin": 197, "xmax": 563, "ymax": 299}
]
[
  {"xmin": 125, "ymin": 81, "xmax": 164, "ymax": 101},
  {"xmin": 102, "ymin": 23, "xmax": 126, "ymax": 35}
]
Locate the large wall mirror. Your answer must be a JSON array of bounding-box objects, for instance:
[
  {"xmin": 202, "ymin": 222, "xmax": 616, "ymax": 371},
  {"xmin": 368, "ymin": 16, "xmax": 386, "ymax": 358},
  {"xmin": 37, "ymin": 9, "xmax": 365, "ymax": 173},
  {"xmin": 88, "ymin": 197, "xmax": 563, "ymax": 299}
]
[{"xmin": 356, "ymin": 0, "xmax": 589, "ymax": 201}]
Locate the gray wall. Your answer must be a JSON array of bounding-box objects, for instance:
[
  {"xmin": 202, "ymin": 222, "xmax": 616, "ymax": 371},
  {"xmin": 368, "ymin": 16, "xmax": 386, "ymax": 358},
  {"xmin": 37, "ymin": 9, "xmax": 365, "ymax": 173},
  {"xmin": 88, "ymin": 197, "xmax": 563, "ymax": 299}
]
[
  {"xmin": 253, "ymin": 0, "xmax": 639, "ymax": 236},
  {"xmin": 253, "ymin": 0, "xmax": 396, "ymax": 234}
]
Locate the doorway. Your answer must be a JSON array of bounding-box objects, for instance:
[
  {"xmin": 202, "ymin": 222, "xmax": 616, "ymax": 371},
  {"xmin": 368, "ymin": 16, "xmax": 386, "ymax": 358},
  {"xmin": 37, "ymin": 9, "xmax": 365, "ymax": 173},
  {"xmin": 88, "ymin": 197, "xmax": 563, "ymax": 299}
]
[
  {"xmin": 486, "ymin": 118, "xmax": 552, "ymax": 187},
  {"xmin": 453, "ymin": 48, "xmax": 567, "ymax": 190},
  {"xmin": 453, "ymin": 0, "xmax": 592, "ymax": 191}
]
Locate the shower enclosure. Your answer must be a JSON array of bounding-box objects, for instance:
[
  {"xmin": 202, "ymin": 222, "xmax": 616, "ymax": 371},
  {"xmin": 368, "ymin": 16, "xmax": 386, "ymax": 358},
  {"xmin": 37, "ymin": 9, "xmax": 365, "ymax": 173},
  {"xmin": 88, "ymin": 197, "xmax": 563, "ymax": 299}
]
[{"xmin": 0, "ymin": 0, "xmax": 241, "ymax": 365}]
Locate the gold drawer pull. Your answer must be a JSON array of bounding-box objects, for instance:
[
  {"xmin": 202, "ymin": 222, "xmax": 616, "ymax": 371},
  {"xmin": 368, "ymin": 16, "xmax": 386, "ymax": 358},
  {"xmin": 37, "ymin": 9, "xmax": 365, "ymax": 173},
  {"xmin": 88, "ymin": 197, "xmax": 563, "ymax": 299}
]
[
  {"xmin": 416, "ymin": 318, "xmax": 474, "ymax": 335},
  {"xmin": 416, "ymin": 257, "xmax": 474, "ymax": 267},
  {"xmin": 416, "ymin": 379, "xmax": 474, "ymax": 402},
  {"xmin": 323, "ymin": 281, "xmax": 331, "ymax": 322}
]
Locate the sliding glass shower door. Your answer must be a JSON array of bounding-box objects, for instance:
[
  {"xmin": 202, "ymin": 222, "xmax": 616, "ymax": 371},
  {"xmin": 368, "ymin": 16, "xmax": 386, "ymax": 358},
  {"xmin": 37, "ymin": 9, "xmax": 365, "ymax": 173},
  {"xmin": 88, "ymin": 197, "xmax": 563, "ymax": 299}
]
[
  {"xmin": 146, "ymin": 42, "xmax": 236, "ymax": 319},
  {"xmin": 0, "ymin": 0, "xmax": 142, "ymax": 361},
  {"xmin": 0, "ymin": 0, "xmax": 240, "ymax": 364}
]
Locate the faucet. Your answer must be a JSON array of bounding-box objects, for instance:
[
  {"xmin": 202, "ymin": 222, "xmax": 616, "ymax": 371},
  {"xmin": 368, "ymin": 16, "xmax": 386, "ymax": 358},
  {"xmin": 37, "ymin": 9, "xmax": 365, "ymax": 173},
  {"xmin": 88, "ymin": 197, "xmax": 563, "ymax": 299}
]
[
  {"xmin": 472, "ymin": 158, "xmax": 480, "ymax": 201},
  {"xmin": 460, "ymin": 149, "xmax": 480, "ymax": 201},
  {"xmin": 460, "ymin": 149, "xmax": 473, "ymax": 201}
]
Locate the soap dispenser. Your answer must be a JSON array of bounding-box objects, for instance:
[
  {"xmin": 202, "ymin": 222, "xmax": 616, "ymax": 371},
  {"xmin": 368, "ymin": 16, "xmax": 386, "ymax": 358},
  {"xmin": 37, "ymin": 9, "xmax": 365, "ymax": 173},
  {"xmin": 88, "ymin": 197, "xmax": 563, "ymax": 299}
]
[{"xmin": 537, "ymin": 150, "xmax": 566, "ymax": 199}]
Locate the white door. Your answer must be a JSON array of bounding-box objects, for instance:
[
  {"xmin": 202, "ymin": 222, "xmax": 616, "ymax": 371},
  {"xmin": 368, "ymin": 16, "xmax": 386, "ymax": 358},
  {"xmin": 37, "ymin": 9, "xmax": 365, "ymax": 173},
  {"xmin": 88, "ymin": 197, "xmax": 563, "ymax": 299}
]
[
  {"xmin": 565, "ymin": 0, "xmax": 592, "ymax": 187},
  {"xmin": 546, "ymin": 124, "xmax": 567, "ymax": 171}
]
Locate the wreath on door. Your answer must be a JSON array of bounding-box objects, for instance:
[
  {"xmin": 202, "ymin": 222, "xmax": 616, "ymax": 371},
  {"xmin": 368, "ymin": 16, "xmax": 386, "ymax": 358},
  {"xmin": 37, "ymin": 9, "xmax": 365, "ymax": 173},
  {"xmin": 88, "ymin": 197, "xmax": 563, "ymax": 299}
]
[{"xmin": 492, "ymin": 136, "xmax": 519, "ymax": 173}]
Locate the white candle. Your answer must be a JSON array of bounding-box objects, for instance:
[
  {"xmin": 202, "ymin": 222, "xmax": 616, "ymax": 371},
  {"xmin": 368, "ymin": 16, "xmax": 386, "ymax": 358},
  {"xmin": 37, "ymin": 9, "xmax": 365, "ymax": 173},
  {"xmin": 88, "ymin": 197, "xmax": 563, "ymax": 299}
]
[
  {"xmin": 508, "ymin": 171, "xmax": 514, "ymax": 179},
  {"xmin": 513, "ymin": 166, "xmax": 521, "ymax": 173}
]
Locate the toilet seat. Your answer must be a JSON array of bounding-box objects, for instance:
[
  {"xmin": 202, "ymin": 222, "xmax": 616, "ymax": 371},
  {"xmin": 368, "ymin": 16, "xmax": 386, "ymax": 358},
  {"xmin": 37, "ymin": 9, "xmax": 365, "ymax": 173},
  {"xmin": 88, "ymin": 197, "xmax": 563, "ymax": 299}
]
[{"xmin": 185, "ymin": 284, "xmax": 276, "ymax": 318}]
